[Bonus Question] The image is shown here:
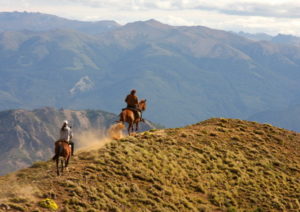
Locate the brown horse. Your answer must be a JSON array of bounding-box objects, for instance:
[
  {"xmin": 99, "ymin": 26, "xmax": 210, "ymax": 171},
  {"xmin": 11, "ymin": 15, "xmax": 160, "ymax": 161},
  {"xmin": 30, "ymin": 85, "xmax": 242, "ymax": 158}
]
[
  {"xmin": 119, "ymin": 99, "xmax": 147, "ymax": 135},
  {"xmin": 52, "ymin": 140, "xmax": 71, "ymax": 176}
]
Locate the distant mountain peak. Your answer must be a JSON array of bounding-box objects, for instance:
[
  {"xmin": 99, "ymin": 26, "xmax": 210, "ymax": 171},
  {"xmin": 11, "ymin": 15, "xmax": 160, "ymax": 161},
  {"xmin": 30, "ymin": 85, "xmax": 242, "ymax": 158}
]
[
  {"xmin": 145, "ymin": 19, "xmax": 174, "ymax": 28},
  {"xmin": 124, "ymin": 19, "xmax": 173, "ymax": 30},
  {"xmin": 144, "ymin": 19, "xmax": 164, "ymax": 25},
  {"xmin": 272, "ymin": 33, "xmax": 300, "ymax": 45},
  {"xmin": 237, "ymin": 31, "xmax": 273, "ymax": 41}
]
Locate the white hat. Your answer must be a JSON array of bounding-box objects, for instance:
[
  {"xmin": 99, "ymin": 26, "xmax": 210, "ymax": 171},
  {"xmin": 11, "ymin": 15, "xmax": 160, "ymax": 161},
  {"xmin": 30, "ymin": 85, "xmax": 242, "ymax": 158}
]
[{"xmin": 63, "ymin": 120, "xmax": 68, "ymax": 125}]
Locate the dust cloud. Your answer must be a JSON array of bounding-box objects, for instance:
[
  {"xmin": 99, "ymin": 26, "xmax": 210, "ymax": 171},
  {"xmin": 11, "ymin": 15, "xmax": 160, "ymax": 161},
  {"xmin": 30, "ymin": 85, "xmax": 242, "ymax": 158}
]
[
  {"xmin": 0, "ymin": 180, "xmax": 38, "ymax": 202},
  {"xmin": 107, "ymin": 123, "xmax": 125, "ymax": 140},
  {"xmin": 0, "ymin": 123, "xmax": 126, "ymax": 206},
  {"xmin": 75, "ymin": 123, "xmax": 125, "ymax": 153}
]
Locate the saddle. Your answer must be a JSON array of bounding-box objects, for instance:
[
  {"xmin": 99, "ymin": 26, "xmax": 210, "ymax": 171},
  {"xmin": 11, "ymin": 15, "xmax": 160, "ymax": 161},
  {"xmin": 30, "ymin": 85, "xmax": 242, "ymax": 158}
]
[
  {"xmin": 122, "ymin": 107, "xmax": 142, "ymax": 119},
  {"xmin": 55, "ymin": 139, "xmax": 69, "ymax": 145}
]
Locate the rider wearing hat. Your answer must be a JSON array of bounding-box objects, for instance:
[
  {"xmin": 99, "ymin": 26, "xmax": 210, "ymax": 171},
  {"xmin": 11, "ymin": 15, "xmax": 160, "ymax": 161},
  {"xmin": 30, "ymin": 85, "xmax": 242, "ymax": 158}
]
[
  {"xmin": 125, "ymin": 89, "xmax": 138, "ymax": 109},
  {"xmin": 125, "ymin": 89, "xmax": 142, "ymax": 120},
  {"xmin": 59, "ymin": 120, "xmax": 74, "ymax": 156}
]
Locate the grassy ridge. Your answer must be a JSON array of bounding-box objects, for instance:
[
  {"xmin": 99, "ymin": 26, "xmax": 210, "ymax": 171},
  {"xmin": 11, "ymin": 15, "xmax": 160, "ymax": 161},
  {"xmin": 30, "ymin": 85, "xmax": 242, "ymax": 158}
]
[{"xmin": 0, "ymin": 118, "xmax": 299, "ymax": 211}]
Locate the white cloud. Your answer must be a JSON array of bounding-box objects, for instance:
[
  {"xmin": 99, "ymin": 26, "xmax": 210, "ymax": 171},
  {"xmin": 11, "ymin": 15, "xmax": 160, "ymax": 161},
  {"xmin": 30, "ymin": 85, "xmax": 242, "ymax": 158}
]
[
  {"xmin": 1, "ymin": 0, "xmax": 300, "ymax": 35},
  {"xmin": 209, "ymin": 2, "xmax": 300, "ymax": 18}
]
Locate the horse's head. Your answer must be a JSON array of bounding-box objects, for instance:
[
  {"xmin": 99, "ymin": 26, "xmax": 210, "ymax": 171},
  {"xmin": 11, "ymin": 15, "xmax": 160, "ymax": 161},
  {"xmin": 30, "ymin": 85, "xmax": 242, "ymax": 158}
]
[{"xmin": 139, "ymin": 99, "xmax": 147, "ymax": 111}]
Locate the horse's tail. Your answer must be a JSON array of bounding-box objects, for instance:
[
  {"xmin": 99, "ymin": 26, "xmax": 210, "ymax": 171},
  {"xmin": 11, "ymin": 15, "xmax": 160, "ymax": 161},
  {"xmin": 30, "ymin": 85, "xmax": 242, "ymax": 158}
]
[
  {"xmin": 52, "ymin": 143, "xmax": 63, "ymax": 161},
  {"xmin": 52, "ymin": 153, "xmax": 58, "ymax": 161}
]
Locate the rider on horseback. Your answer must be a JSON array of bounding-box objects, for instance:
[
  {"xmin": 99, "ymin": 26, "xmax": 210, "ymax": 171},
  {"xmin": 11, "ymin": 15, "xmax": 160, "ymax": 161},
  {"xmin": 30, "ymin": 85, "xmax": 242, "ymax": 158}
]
[
  {"xmin": 125, "ymin": 89, "xmax": 143, "ymax": 121},
  {"xmin": 120, "ymin": 91, "xmax": 147, "ymax": 134},
  {"xmin": 52, "ymin": 120, "xmax": 73, "ymax": 175},
  {"xmin": 58, "ymin": 120, "xmax": 74, "ymax": 156}
]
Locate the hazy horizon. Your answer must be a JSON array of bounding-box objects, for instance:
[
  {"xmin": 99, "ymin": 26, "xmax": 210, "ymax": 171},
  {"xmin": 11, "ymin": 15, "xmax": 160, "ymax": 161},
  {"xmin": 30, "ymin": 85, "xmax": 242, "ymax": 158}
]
[{"xmin": 1, "ymin": 0, "xmax": 300, "ymax": 36}]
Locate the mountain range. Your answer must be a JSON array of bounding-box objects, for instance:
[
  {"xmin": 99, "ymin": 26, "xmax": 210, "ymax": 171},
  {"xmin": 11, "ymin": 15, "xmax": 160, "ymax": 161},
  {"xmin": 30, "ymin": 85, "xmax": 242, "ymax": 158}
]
[
  {"xmin": 238, "ymin": 31, "xmax": 300, "ymax": 46},
  {"xmin": 0, "ymin": 107, "xmax": 156, "ymax": 175},
  {"xmin": 1, "ymin": 12, "xmax": 300, "ymax": 129},
  {"xmin": 0, "ymin": 12, "xmax": 120, "ymax": 34}
]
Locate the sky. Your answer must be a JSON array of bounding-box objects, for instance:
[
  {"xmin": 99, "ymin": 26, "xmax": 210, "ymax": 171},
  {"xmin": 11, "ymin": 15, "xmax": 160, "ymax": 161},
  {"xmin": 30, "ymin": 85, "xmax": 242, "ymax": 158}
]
[{"xmin": 1, "ymin": 0, "xmax": 300, "ymax": 35}]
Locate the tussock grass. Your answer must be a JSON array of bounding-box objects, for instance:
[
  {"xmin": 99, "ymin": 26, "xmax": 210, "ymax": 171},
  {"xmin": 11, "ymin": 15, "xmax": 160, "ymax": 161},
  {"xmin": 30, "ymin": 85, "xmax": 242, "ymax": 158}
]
[{"xmin": 0, "ymin": 118, "xmax": 299, "ymax": 211}]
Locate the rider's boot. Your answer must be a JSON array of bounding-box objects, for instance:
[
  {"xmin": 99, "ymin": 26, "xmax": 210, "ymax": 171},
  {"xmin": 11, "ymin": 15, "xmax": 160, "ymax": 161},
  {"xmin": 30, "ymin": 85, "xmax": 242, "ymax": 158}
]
[{"xmin": 71, "ymin": 142, "xmax": 75, "ymax": 156}]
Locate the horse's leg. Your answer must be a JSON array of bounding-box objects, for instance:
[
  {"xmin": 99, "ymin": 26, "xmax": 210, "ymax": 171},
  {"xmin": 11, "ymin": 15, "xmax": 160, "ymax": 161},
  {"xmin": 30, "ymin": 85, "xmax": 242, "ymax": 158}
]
[
  {"xmin": 65, "ymin": 156, "xmax": 69, "ymax": 168},
  {"xmin": 135, "ymin": 121, "xmax": 139, "ymax": 132},
  {"xmin": 65, "ymin": 155, "xmax": 70, "ymax": 171},
  {"xmin": 61, "ymin": 159, "xmax": 64, "ymax": 175},
  {"xmin": 128, "ymin": 123, "xmax": 131, "ymax": 135},
  {"xmin": 56, "ymin": 158, "xmax": 59, "ymax": 176},
  {"xmin": 55, "ymin": 144, "xmax": 63, "ymax": 176},
  {"xmin": 130, "ymin": 122, "xmax": 134, "ymax": 134}
]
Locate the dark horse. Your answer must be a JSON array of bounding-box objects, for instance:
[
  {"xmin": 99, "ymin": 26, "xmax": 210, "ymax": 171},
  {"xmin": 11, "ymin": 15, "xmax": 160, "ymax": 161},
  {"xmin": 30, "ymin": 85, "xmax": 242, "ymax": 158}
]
[
  {"xmin": 52, "ymin": 140, "xmax": 71, "ymax": 176},
  {"xmin": 119, "ymin": 99, "xmax": 147, "ymax": 135}
]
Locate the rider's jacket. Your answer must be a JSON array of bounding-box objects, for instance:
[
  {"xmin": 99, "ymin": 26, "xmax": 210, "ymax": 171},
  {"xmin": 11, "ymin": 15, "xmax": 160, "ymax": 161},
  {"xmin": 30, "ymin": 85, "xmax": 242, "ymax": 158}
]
[
  {"xmin": 125, "ymin": 94, "xmax": 138, "ymax": 108},
  {"xmin": 60, "ymin": 126, "xmax": 73, "ymax": 142}
]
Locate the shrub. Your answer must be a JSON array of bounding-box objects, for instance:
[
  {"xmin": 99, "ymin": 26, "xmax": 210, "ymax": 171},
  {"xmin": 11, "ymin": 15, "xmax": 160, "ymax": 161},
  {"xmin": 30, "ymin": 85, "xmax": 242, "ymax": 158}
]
[
  {"xmin": 9, "ymin": 198, "xmax": 27, "ymax": 203},
  {"xmin": 8, "ymin": 204, "xmax": 26, "ymax": 212},
  {"xmin": 209, "ymin": 132, "xmax": 217, "ymax": 137},
  {"xmin": 38, "ymin": 198, "xmax": 58, "ymax": 210},
  {"xmin": 227, "ymin": 206, "xmax": 237, "ymax": 212},
  {"xmin": 30, "ymin": 161, "xmax": 48, "ymax": 168},
  {"xmin": 231, "ymin": 136, "xmax": 240, "ymax": 141}
]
